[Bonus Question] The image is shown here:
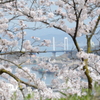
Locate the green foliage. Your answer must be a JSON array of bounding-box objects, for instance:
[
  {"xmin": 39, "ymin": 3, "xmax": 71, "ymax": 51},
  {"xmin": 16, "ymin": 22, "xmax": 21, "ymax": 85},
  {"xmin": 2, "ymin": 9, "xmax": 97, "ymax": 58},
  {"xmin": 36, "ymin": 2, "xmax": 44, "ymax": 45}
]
[
  {"xmin": 11, "ymin": 91, "xmax": 17, "ymax": 100},
  {"xmin": 10, "ymin": 84, "xmax": 100, "ymax": 100},
  {"xmin": 58, "ymin": 84, "xmax": 100, "ymax": 100},
  {"xmin": 58, "ymin": 98, "xmax": 67, "ymax": 100},
  {"xmin": 24, "ymin": 92, "xmax": 34, "ymax": 100},
  {"xmin": 57, "ymin": 95, "xmax": 92, "ymax": 100},
  {"xmin": 92, "ymin": 83, "xmax": 100, "ymax": 100},
  {"xmin": 45, "ymin": 99, "xmax": 52, "ymax": 100},
  {"xmin": 59, "ymin": 91, "xmax": 67, "ymax": 96}
]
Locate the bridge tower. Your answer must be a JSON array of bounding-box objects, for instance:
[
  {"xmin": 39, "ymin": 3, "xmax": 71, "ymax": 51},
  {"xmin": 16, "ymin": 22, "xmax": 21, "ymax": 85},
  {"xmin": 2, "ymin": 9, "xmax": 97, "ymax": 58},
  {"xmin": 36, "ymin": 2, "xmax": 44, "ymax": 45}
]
[
  {"xmin": 52, "ymin": 37, "xmax": 56, "ymax": 57},
  {"xmin": 64, "ymin": 37, "xmax": 68, "ymax": 51},
  {"xmin": 53, "ymin": 37, "xmax": 55, "ymax": 51}
]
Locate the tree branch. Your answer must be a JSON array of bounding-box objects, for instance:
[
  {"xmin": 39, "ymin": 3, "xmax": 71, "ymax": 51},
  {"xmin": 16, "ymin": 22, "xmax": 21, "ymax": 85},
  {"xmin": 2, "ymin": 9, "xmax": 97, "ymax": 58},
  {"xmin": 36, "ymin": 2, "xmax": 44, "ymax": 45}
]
[
  {"xmin": 0, "ymin": 68, "xmax": 37, "ymax": 89},
  {"xmin": 0, "ymin": 50, "xmax": 46, "ymax": 55},
  {"xmin": 90, "ymin": 15, "xmax": 100, "ymax": 39},
  {"xmin": 0, "ymin": 0, "xmax": 15, "ymax": 4}
]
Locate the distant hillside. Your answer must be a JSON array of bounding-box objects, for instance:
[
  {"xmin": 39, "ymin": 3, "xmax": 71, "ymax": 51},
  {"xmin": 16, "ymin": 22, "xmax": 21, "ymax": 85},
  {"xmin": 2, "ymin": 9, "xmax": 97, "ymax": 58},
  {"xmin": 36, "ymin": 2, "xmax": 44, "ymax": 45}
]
[{"xmin": 52, "ymin": 51, "xmax": 78, "ymax": 61}]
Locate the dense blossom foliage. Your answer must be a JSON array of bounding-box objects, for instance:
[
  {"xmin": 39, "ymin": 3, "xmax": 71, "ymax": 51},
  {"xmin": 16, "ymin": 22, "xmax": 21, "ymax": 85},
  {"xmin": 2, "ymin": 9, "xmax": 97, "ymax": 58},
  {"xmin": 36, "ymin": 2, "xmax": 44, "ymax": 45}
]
[{"xmin": 0, "ymin": 0, "xmax": 100, "ymax": 100}]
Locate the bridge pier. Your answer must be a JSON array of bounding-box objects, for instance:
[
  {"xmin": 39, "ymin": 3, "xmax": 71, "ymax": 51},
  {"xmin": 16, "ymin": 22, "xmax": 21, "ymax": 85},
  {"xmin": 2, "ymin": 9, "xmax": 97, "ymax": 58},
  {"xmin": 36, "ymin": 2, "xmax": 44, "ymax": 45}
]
[
  {"xmin": 64, "ymin": 51, "xmax": 68, "ymax": 54},
  {"xmin": 52, "ymin": 51, "xmax": 56, "ymax": 57}
]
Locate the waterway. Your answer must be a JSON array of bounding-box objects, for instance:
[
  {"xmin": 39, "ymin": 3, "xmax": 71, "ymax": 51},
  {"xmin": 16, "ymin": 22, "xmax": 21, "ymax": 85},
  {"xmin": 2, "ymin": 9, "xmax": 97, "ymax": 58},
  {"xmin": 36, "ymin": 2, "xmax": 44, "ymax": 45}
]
[{"xmin": 0, "ymin": 50, "xmax": 77, "ymax": 85}]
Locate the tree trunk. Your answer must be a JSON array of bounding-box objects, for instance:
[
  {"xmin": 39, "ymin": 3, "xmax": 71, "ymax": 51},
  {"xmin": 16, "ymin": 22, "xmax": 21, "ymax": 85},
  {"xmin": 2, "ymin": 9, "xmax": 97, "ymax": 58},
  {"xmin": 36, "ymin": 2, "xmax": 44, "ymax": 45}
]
[
  {"xmin": 83, "ymin": 59, "xmax": 92, "ymax": 90},
  {"xmin": 73, "ymin": 37, "xmax": 92, "ymax": 90}
]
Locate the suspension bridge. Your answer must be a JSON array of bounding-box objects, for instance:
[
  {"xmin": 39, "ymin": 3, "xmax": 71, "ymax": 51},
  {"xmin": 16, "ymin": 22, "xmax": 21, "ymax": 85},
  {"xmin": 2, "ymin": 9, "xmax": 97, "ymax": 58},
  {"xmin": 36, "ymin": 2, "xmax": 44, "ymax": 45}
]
[{"xmin": 45, "ymin": 37, "xmax": 69, "ymax": 57}]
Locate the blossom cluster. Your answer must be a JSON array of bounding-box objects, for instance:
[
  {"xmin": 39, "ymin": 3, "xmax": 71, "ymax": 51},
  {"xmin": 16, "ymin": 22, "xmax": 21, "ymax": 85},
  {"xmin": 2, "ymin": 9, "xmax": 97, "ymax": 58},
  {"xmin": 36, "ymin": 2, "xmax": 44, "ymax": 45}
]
[
  {"xmin": 77, "ymin": 51, "xmax": 100, "ymax": 86},
  {"xmin": 0, "ymin": 0, "xmax": 100, "ymax": 100},
  {"xmin": 38, "ymin": 61, "xmax": 59, "ymax": 72}
]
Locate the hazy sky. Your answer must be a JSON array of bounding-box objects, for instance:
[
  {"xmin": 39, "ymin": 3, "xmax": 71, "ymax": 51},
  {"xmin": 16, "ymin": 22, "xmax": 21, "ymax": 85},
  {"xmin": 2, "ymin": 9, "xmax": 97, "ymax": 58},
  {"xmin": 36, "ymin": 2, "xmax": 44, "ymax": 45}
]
[{"xmin": 25, "ymin": 27, "xmax": 98, "ymax": 51}]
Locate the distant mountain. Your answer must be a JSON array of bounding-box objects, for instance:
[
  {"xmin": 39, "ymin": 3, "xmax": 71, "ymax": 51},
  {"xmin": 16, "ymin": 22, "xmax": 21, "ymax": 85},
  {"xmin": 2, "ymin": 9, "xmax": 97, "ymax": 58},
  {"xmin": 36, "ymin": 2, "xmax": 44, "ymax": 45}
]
[{"xmin": 25, "ymin": 27, "xmax": 99, "ymax": 50}]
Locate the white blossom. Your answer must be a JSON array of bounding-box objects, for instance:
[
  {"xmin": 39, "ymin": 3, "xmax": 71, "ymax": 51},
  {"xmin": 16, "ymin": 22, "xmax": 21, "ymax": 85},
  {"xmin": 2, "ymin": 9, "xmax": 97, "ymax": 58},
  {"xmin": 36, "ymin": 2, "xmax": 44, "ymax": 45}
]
[{"xmin": 48, "ymin": 13, "xmax": 54, "ymax": 18}]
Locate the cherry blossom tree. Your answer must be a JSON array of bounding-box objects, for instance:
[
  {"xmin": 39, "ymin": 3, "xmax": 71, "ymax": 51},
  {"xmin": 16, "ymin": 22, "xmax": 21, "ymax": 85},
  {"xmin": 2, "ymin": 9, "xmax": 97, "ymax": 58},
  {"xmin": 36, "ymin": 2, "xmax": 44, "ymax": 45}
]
[
  {"xmin": 21, "ymin": 0, "xmax": 99, "ymax": 90},
  {"xmin": 0, "ymin": 0, "xmax": 100, "ymax": 100},
  {"xmin": 14, "ymin": 0, "xmax": 100, "ymax": 96}
]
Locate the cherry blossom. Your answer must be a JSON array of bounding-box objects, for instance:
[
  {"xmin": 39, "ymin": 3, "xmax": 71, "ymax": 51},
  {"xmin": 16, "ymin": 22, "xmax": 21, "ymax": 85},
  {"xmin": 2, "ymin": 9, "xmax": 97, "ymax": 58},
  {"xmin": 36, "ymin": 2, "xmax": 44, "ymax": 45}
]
[{"xmin": 0, "ymin": 0, "xmax": 99, "ymax": 100}]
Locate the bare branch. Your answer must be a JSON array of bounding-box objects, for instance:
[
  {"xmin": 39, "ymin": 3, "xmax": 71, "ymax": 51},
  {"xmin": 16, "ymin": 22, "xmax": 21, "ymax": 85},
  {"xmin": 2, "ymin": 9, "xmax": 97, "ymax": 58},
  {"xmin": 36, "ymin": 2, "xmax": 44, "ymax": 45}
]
[{"xmin": 0, "ymin": 50, "xmax": 46, "ymax": 55}]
